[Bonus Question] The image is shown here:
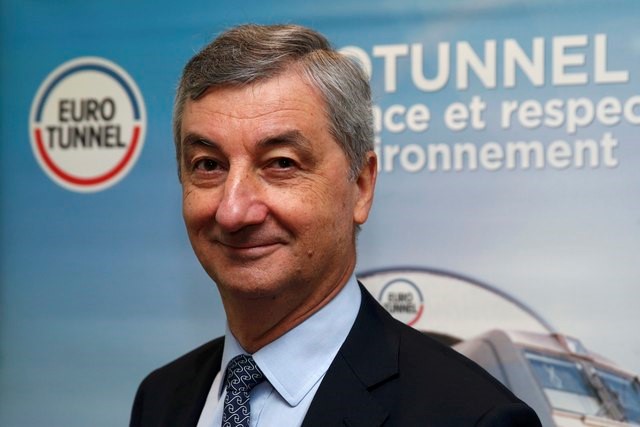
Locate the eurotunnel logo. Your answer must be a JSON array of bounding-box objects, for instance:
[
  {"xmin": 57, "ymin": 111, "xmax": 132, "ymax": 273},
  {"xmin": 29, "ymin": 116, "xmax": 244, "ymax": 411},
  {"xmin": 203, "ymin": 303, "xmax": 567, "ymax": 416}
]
[
  {"xmin": 378, "ymin": 278, "xmax": 424, "ymax": 326},
  {"xmin": 30, "ymin": 57, "xmax": 146, "ymax": 193}
]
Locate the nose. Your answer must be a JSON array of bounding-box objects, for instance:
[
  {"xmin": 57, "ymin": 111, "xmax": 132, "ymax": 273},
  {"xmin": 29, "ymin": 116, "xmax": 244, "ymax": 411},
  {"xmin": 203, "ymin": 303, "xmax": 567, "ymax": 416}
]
[{"xmin": 215, "ymin": 167, "xmax": 268, "ymax": 233}]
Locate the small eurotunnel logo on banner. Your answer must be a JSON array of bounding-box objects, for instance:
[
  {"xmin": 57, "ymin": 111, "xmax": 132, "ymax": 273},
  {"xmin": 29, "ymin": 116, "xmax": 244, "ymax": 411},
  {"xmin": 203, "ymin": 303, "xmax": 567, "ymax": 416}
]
[
  {"xmin": 30, "ymin": 57, "xmax": 146, "ymax": 193},
  {"xmin": 379, "ymin": 278, "xmax": 425, "ymax": 326}
]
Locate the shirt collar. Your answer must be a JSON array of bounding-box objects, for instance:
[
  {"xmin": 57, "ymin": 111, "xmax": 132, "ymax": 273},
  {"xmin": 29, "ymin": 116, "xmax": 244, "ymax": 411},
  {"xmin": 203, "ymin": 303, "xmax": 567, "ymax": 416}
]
[{"xmin": 218, "ymin": 275, "xmax": 361, "ymax": 407}]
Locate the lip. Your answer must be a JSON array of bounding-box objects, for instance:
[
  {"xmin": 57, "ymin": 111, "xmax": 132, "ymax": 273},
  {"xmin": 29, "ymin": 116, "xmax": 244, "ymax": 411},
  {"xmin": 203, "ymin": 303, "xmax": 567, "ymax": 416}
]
[{"xmin": 217, "ymin": 241, "xmax": 283, "ymax": 259}]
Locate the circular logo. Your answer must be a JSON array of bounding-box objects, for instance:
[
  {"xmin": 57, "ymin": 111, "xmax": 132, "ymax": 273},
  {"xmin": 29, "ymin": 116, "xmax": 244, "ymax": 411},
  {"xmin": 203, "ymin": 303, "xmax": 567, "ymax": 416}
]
[
  {"xmin": 30, "ymin": 57, "xmax": 146, "ymax": 192},
  {"xmin": 378, "ymin": 278, "xmax": 425, "ymax": 326}
]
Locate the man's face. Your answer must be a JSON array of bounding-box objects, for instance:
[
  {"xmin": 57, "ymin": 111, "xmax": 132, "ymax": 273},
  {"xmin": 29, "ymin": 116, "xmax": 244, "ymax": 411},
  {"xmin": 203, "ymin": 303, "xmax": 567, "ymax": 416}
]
[{"xmin": 180, "ymin": 70, "xmax": 376, "ymax": 305}]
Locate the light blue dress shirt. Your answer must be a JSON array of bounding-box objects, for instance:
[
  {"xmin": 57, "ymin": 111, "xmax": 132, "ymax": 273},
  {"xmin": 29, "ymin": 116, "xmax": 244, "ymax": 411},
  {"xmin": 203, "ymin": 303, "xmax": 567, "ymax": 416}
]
[{"xmin": 196, "ymin": 275, "xmax": 361, "ymax": 427}]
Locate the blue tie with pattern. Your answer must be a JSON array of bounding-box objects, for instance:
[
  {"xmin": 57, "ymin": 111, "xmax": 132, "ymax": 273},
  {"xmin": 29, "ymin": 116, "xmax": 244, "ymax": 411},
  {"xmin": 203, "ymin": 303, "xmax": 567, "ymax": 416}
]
[{"xmin": 222, "ymin": 354, "xmax": 265, "ymax": 427}]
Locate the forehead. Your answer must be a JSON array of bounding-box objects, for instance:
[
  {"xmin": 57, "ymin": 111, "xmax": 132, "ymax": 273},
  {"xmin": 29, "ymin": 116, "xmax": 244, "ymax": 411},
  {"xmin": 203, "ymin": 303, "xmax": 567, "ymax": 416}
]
[{"xmin": 180, "ymin": 71, "xmax": 330, "ymax": 140}]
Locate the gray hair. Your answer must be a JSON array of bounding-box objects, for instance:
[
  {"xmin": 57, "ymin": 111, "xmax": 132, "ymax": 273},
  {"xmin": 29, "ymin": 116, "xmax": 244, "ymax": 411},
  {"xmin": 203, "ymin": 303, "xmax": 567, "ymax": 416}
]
[{"xmin": 173, "ymin": 24, "xmax": 373, "ymax": 180}]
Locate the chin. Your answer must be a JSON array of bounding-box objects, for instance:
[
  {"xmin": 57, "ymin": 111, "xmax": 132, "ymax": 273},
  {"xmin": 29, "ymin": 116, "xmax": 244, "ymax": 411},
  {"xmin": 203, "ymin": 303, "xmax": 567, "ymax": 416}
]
[{"xmin": 211, "ymin": 268, "xmax": 294, "ymax": 300}]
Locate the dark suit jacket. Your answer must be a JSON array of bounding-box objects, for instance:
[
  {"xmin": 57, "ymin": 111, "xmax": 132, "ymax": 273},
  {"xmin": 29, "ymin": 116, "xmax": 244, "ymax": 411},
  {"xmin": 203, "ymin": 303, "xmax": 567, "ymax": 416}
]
[{"xmin": 130, "ymin": 285, "xmax": 541, "ymax": 426}]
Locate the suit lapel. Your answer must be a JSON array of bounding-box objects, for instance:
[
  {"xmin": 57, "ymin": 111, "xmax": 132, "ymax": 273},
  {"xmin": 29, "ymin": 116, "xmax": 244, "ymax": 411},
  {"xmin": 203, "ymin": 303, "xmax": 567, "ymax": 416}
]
[
  {"xmin": 166, "ymin": 338, "xmax": 224, "ymax": 427},
  {"xmin": 301, "ymin": 352, "xmax": 389, "ymax": 427},
  {"xmin": 302, "ymin": 285, "xmax": 400, "ymax": 427}
]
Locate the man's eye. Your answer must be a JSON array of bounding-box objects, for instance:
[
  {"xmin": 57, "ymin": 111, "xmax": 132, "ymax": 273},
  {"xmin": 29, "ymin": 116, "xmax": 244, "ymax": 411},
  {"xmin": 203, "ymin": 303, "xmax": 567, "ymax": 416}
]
[
  {"xmin": 194, "ymin": 159, "xmax": 220, "ymax": 172},
  {"xmin": 273, "ymin": 158, "xmax": 295, "ymax": 169}
]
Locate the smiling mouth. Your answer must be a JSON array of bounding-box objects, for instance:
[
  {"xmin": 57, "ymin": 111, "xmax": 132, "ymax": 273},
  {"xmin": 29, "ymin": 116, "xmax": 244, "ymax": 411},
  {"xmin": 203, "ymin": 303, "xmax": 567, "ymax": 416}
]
[{"xmin": 217, "ymin": 241, "xmax": 283, "ymax": 259}]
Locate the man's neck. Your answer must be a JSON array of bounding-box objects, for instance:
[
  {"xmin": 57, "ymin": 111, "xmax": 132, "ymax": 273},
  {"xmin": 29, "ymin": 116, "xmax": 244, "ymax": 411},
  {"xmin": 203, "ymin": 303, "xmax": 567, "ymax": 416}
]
[{"xmin": 222, "ymin": 267, "xmax": 353, "ymax": 353}]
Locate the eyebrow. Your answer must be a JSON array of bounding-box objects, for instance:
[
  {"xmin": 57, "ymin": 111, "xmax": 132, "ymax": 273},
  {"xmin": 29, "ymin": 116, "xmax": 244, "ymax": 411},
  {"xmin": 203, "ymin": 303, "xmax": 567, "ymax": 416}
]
[
  {"xmin": 182, "ymin": 133, "xmax": 220, "ymax": 151},
  {"xmin": 180, "ymin": 134, "xmax": 225, "ymax": 166},
  {"xmin": 256, "ymin": 130, "xmax": 314, "ymax": 158},
  {"xmin": 181, "ymin": 129, "xmax": 316, "ymax": 161}
]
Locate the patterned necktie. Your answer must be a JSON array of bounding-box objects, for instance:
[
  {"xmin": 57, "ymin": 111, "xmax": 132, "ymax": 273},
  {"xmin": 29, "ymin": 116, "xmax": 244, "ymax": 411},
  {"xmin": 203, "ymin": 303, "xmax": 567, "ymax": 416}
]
[{"xmin": 222, "ymin": 354, "xmax": 265, "ymax": 427}]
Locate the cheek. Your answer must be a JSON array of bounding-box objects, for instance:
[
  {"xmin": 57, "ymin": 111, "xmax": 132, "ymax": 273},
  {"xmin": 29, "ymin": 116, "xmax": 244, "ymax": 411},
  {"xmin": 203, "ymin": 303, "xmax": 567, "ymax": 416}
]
[
  {"xmin": 296, "ymin": 173, "xmax": 352, "ymax": 207},
  {"xmin": 291, "ymin": 182, "xmax": 355, "ymax": 236},
  {"xmin": 182, "ymin": 188, "xmax": 216, "ymax": 234}
]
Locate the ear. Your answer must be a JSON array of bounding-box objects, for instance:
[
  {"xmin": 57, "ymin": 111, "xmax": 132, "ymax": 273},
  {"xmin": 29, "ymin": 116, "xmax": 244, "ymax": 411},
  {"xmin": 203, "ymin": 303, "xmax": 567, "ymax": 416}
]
[{"xmin": 353, "ymin": 151, "xmax": 378, "ymax": 225}]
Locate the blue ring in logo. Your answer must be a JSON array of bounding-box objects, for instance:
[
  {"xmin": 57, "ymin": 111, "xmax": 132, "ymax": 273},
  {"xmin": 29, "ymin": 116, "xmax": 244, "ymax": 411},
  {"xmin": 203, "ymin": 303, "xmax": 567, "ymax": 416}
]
[{"xmin": 34, "ymin": 63, "xmax": 141, "ymax": 122}]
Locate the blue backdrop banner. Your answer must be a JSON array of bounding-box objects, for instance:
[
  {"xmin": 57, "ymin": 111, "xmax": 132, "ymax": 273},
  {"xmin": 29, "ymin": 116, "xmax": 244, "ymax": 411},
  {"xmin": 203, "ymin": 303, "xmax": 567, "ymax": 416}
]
[{"xmin": 1, "ymin": 1, "xmax": 639, "ymax": 426}]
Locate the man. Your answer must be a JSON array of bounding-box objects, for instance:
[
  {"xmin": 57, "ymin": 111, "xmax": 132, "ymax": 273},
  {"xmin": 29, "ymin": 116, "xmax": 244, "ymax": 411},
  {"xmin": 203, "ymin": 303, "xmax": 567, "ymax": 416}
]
[{"xmin": 130, "ymin": 24, "xmax": 541, "ymax": 427}]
